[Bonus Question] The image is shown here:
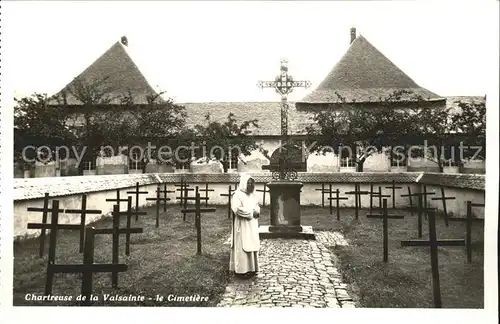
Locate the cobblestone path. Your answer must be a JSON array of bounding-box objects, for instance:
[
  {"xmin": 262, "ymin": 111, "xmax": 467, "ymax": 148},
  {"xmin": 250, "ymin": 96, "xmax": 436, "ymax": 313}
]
[{"xmin": 217, "ymin": 235, "xmax": 355, "ymax": 308}]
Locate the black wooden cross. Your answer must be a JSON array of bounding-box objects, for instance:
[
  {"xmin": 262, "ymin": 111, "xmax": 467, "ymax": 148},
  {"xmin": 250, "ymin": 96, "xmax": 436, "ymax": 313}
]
[
  {"xmin": 220, "ymin": 184, "xmax": 237, "ymax": 219},
  {"xmin": 430, "ymin": 187, "xmax": 456, "ymax": 227},
  {"xmin": 256, "ymin": 184, "xmax": 269, "ymax": 207},
  {"xmin": 327, "ymin": 189, "xmax": 348, "ymax": 221},
  {"xmin": 94, "ymin": 204, "xmax": 143, "ymax": 288},
  {"xmin": 345, "ymin": 184, "xmax": 370, "ymax": 220},
  {"xmin": 64, "ymin": 194, "xmax": 102, "ymax": 253},
  {"xmin": 198, "ymin": 183, "xmax": 215, "ymax": 207},
  {"xmin": 403, "ymin": 190, "xmax": 436, "ymax": 238},
  {"xmin": 174, "ymin": 178, "xmax": 189, "ymax": 207},
  {"xmin": 367, "ymin": 199, "xmax": 404, "ymax": 262},
  {"xmin": 315, "ymin": 183, "xmax": 326, "ymax": 207},
  {"xmin": 114, "ymin": 197, "xmax": 147, "ymax": 255},
  {"xmin": 401, "ymin": 186, "xmax": 415, "ymax": 216},
  {"xmin": 369, "ymin": 185, "xmax": 390, "ymax": 214},
  {"xmin": 27, "ymin": 200, "xmax": 79, "ymax": 261},
  {"xmin": 126, "ymin": 182, "xmax": 149, "ymax": 221},
  {"xmin": 423, "ymin": 185, "xmax": 435, "ymax": 218},
  {"xmin": 159, "ymin": 182, "xmax": 175, "ymax": 212},
  {"xmin": 26, "ymin": 192, "xmax": 51, "ymax": 257},
  {"xmin": 385, "ymin": 180, "xmax": 403, "ymax": 209},
  {"xmin": 46, "ymin": 226, "xmax": 128, "ymax": 306},
  {"xmin": 401, "ymin": 208, "xmax": 465, "ymax": 308},
  {"xmin": 105, "ymin": 189, "xmax": 129, "ymax": 210},
  {"xmin": 181, "ymin": 186, "xmax": 217, "ymax": 254},
  {"xmin": 146, "ymin": 185, "xmax": 171, "ymax": 228},
  {"xmin": 177, "ymin": 185, "xmax": 195, "ymax": 221},
  {"xmin": 449, "ymin": 201, "xmax": 484, "ymax": 263},
  {"xmin": 27, "ymin": 200, "xmax": 65, "ymax": 290}
]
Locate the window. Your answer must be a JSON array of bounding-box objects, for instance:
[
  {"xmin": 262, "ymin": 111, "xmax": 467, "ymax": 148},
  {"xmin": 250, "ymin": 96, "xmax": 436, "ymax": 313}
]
[
  {"xmin": 129, "ymin": 154, "xmax": 145, "ymax": 170},
  {"xmin": 83, "ymin": 160, "xmax": 96, "ymax": 171},
  {"xmin": 175, "ymin": 160, "xmax": 190, "ymax": 170},
  {"xmin": 340, "ymin": 157, "xmax": 356, "ymax": 168},
  {"xmin": 229, "ymin": 154, "xmax": 239, "ymax": 170}
]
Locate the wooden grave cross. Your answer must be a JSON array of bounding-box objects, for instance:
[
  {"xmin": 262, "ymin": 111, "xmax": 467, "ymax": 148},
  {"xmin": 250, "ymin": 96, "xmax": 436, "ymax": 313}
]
[
  {"xmin": 114, "ymin": 197, "xmax": 147, "ymax": 255},
  {"xmin": 105, "ymin": 189, "xmax": 129, "ymax": 210},
  {"xmin": 159, "ymin": 182, "xmax": 175, "ymax": 212},
  {"xmin": 94, "ymin": 204, "xmax": 143, "ymax": 288},
  {"xmin": 126, "ymin": 182, "xmax": 149, "ymax": 221},
  {"xmin": 177, "ymin": 184, "xmax": 195, "ymax": 221},
  {"xmin": 327, "ymin": 189, "xmax": 348, "ymax": 221},
  {"xmin": 27, "ymin": 200, "xmax": 66, "ymax": 287},
  {"xmin": 26, "ymin": 192, "xmax": 51, "ymax": 257},
  {"xmin": 385, "ymin": 180, "xmax": 403, "ymax": 209},
  {"xmin": 401, "ymin": 186, "xmax": 415, "ymax": 216},
  {"xmin": 46, "ymin": 226, "xmax": 128, "ymax": 306},
  {"xmin": 147, "ymin": 185, "xmax": 171, "ymax": 228},
  {"xmin": 198, "ymin": 183, "xmax": 215, "ymax": 207},
  {"xmin": 366, "ymin": 199, "xmax": 405, "ymax": 262},
  {"xmin": 449, "ymin": 201, "xmax": 485, "ymax": 263},
  {"xmin": 422, "ymin": 185, "xmax": 436, "ymax": 219},
  {"xmin": 174, "ymin": 178, "xmax": 189, "ymax": 207},
  {"xmin": 401, "ymin": 207, "xmax": 465, "ymax": 308},
  {"xmin": 64, "ymin": 194, "xmax": 102, "ymax": 253},
  {"xmin": 402, "ymin": 190, "xmax": 436, "ymax": 238},
  {"xmin": 369, "ymin": 185, "xmax": 390, "ymax": 214},
  {"xmin": 345, "ymin": 184, "xmax": 370, "ymax": 220},
  {"xmin": 220, "ymin": 184, "xmax": 237, "ymax": 219},
  {"xmin": 27, "ymin": 200, "xmax": 84, "ymax": 259},
  {"xmin": 181, "ymin": 186, "xmax": 217, "ymax": 254},
  {"xmin": 256, "ymin": 184, "xmax": 269, "ymax": 207},
  {"xmin": 430, "ymin": 186, "xmax": 456, "ymax": 227},
  {"xmin": 315, "ymin": 183, "xmax": 327, "ymax": 208}
]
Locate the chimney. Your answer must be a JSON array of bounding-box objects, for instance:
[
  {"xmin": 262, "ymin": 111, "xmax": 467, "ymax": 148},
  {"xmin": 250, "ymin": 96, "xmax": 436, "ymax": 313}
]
[
  {"xmin": 121, "ymin": 36, "xmax": 128, "ymax": 47},
  {"xmin": 350, "ymin": 27, "xmax": 356, "ymax": 44}
]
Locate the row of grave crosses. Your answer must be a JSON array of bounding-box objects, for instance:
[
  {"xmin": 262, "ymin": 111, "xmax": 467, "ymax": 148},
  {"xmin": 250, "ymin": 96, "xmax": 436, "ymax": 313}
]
[
  {"xmin": 25, "ymin": 179, "xmax": 217, "ymax": 305},
  {"xmin": 312, "ymin": 181, "xmax": 484, "ymax": 308}
]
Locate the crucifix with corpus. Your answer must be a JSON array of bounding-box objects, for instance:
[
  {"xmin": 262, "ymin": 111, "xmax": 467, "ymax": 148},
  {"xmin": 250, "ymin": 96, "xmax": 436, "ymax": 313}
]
[{"xmin": 258, "ymin": 58, "xmax": 311, "ymax": 180}]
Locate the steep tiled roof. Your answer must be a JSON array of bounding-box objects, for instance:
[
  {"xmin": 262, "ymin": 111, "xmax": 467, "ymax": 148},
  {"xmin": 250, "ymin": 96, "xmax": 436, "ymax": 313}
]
[
  {"xmin": 297, "ymin": 35, "xmax": 444, "ymax": 106},
  {"xmin": 181, "ymin": 101, "xmax": 315, "ymax": 136},
  {"xmin": 50, "ymin": 39, "xmax": 163, "ymax": 105},
  {"xmin": 418, "ymin": 173, "xmax": 485, "ymax": 190}
]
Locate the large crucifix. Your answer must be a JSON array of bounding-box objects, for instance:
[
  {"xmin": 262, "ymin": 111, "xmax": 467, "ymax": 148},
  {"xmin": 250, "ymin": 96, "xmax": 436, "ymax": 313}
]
[{"xmin": 258, "ymin": 59, "xmax": 311, "ymax": 180}]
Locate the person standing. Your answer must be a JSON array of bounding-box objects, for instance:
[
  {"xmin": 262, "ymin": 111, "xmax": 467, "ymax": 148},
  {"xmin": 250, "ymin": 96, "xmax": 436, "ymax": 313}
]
[{"xmin": 229, "ymin": 174, "xmax": 260, "ymax": 277}]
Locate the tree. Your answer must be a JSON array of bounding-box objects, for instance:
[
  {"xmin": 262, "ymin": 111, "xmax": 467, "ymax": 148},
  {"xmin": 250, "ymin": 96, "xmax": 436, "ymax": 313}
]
[
  {"xmin": 451, "ymin": 99, "xmax": 486, "ymax": 161},
  {"xmin": 305, "ymin": 90, "xmax": 420, "ymax": 172},
  {"xmin": 14, "ymin": 93, "xmax": 75, "ymax": 166},
  {"xmin": 191, "ymin": 113, "xmax": 259, "ymax": 172},
  {"xmin": 55, "ymin": 77, "xmax": 189, "ymax": 173}
]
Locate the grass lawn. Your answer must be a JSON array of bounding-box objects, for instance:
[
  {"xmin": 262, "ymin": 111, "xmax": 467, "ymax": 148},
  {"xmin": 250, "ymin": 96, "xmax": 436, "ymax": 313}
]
[
  {"xmin": 13, "ymin": 203, "xmax": 233, "ymax": 306},
  {"xmin": 261, "ymin": 205, "xmax": 483, "ymax": 309},
  {"xmin": 13, "ymin": 201, "xmax": 484, "ymax": 308}
]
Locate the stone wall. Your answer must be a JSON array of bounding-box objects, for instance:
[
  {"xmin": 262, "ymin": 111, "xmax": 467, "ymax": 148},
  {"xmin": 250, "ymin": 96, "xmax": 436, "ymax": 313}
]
[
  {"xmin": 96, "ymin": 155, "xmax": 128, "ymax": 175},
  {"xmin": 13, "ymin": 172, "xmax": 485, "ymax": 240}
]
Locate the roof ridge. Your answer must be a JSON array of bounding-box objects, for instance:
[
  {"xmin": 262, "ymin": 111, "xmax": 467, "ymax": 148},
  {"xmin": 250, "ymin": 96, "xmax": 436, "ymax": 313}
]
[
  {"xmin": 50, "ymin": 38, "xmax": 163, "ymax": 105},
  {"xmin": 297, "ymin": 32, "xmax": 442, "ymax": 105}
]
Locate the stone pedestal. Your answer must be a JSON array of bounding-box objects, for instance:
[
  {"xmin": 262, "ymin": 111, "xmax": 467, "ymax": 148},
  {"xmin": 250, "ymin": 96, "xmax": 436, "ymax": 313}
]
[{"xmin": 261, "ymin": 180, "xmax": 314, "ymax": 239}]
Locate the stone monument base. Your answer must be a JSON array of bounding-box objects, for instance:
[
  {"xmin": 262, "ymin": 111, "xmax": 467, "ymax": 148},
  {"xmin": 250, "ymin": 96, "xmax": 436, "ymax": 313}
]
[{"xmin": 259, "ymin": 225, "xmax": 315, "ymax": 240}]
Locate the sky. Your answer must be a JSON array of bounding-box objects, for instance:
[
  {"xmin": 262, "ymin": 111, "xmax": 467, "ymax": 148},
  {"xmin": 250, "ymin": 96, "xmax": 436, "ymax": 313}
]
[{"xmin": 2, "ymin": 1, "xmax": 499, "ymax": 104}]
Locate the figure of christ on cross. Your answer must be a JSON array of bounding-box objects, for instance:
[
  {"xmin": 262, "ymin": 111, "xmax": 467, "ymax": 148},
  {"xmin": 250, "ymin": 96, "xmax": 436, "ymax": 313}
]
[{"xmin": 258, "ymin": 59, "xmax": 311, "ymax": 180}]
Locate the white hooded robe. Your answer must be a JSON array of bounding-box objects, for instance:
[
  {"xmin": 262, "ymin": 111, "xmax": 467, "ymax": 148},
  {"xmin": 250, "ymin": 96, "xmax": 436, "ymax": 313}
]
[{"xmin": 229, "ymin": 174, "xmax": 260, "ymax": 274}]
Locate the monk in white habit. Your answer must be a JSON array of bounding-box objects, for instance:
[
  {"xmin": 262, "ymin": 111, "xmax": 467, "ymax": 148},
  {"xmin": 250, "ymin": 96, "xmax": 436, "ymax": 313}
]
[{"xmin": 229, "ymin": 174, "xmax": 260, "ymax": 277}]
